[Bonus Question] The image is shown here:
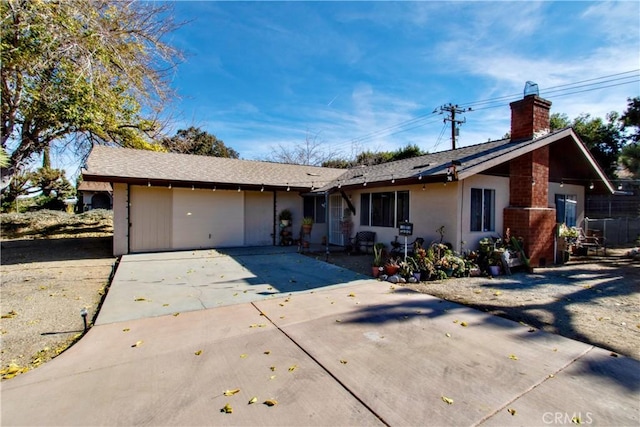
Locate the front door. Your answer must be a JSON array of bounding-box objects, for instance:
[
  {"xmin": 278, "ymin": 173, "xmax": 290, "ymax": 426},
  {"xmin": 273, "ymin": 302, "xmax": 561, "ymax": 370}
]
[{"xmin": 329, "ymin": 194, "xmax": 345, "ymax": 245}]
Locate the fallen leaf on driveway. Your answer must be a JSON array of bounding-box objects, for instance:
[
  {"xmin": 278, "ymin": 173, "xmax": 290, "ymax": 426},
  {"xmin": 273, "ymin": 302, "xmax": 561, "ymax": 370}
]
[
  {"xmin": 263, "ymin": 399, "xmax": 278, "ymax": 406},
  {"xmin": 2, "ymin": 310, "xmax": 18, "ymax": 319},
  {"xmin": 194, "ymin": 350, "xmax": 202, "ymax": 356},
  {"xmin": 348, "ymin": 293, "xmax": 356, "ymax": 297},
  {"xmin": 509, "ymin": 354, "xmax": 518, "ymax": 360},
  {"xmin": 508, "ymin": 408, "xmax": 517, "ymax": 416},
  {"xmin": 248, "ymin": 397, "xmax": 258, "ymax": 404},
  {"xmin": 223, "ymin": 389, "xmax": 240, "ymax": 396},
  {"xmin": 288, "ymin": 365, "xmax": 297, "ymax": 372},
  {"xmin": 131, "ymin": 340, "xmax": 143, "ymax": 348},
  {"xmin": 441, "ymin": 396, "xmax": 454, "ymax": 405},
  {"xmin": 221, "ymin": 403, "xmax": 233, "ymax": 413}
]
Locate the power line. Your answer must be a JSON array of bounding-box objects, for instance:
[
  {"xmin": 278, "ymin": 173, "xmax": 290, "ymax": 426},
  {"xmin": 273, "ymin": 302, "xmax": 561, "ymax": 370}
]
[{"xmin": 326, "ymin": 69, "xmax": 640, "ymax": 153}]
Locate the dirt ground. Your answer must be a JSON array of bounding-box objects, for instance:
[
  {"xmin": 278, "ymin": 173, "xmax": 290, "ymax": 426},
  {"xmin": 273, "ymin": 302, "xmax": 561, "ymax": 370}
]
[
  {"xmin": 310, "ymin": 247, "xmax": 640, "ymax": 360},
  {"xmin": 1, "ymin": 234, "xmax": 638, "ymax": 381}
]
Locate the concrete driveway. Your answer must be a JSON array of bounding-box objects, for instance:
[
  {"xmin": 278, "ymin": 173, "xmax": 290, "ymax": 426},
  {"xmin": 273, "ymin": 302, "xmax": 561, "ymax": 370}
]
[{"xmin": 1, "ymin": 247, "xmax": 638, "ymax": 426}]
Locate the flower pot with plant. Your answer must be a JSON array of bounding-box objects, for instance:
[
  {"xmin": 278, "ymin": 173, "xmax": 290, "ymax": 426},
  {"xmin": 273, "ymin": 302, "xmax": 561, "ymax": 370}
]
[
  {"xmin": 384, "ymin": 257, "xmax": 400, "ymax": 276},
  {"xmin": 279, "ymin": 209, "xmax": 292, "ymax": 226},
  {"xmin": 372, "ymin": 243, "xmax": 385, "ymax": 277},
  {"xmin": 302, "ymin": 216, "xmax": 314, "ymax": 234}
]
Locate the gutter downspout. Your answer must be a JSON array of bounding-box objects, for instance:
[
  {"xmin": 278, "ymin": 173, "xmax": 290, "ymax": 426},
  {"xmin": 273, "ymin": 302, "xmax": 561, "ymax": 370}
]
[
  {"xmin": 325, "ymin": 191, "xmax": 330, "ymax": 261},
  {"xmin": 272, "ymin": 191, "xmax": 277, "ymax": 246},
  {"xmin": 127, "ymin": 184, "xmax": 131, "ymax": 254}
]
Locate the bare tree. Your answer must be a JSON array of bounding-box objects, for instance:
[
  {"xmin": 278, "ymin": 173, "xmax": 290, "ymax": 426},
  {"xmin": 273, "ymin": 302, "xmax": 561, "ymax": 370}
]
[{"xmin": 266, "ymin": 132, "xmax": 339, "ymax": 166}]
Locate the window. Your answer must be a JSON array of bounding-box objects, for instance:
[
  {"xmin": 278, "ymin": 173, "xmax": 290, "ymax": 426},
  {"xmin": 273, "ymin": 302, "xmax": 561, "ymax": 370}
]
[
  {"xmin": 470, "ymin": 188, "xmax": 495, "ymax": 232},
  {"xmin": 361, "ymin": 191, "xmax": 409, "ymax": 227},
  {"xmin": 303, "ymin": 196, "xmax": 326, "ymax": 224},
  {"xmin": 555, "ymin": 194, "xmax": 577, "ymax": 227}
]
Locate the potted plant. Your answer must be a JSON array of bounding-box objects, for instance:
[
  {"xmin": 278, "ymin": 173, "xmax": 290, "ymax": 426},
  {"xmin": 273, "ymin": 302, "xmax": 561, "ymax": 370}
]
[
  {"xmin": 399, "ymin": 257, "xmax": 419, "ymax": 281},
  {"xmin": 372, "ymin": 244, "xmax": 385, "ymax": 277},
  {"xmin": 279, "ymin": 209, "xmax": 292, "ymax": 226},
  {"xmin": 413, "ymin": 247, "xmax": 434, "ymax": 281},
  {"xmin": 384, "ymin": 257, "xmax": 400, "ymax": 276},
  {"xmin": 302, "ymin": 216, "xmax": 314, "ymax": 234}
]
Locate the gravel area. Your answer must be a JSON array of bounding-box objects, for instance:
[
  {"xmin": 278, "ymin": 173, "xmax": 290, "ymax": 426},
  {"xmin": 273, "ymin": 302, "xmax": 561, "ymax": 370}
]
[{"xmin": 1, "ymin": 237, "xmax": 115, "ymax": 378}]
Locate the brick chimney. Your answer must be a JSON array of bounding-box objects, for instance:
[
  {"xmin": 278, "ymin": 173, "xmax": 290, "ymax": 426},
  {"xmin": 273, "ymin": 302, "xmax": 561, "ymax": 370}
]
[
  {"xmin": 504, "ymin": 94, "xmax": 555, "ymax": 268},
  {"xmin": 510, "ymin": 95, "xmax": 552, "ymax": 141}
]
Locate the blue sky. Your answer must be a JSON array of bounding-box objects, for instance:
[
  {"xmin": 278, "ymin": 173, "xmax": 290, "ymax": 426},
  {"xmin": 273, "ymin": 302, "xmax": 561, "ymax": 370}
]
[
  {"xmin": 54, "ymin": 1, "xmax": 638, "ymax": 173},
  {"xmin": 160, "ymin": 1, "xmax": 639, "ymax": 163}
]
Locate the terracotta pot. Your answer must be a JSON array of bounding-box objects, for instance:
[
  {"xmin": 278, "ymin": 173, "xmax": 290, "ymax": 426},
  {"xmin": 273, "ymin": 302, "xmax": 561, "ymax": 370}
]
[
  {"xmin": 385, "ymin": 264, "xmax": 399, "ymax": 275},
  {"xmin": 302, "ymin": 224, "xmax": 312, "ymax": 234},
  {"xmin": 372, "ymin": 266, "xmax": 381, "ymax": 278}
]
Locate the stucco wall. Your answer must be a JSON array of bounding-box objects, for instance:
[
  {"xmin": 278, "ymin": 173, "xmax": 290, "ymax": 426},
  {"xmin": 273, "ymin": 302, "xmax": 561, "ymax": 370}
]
[{"xmin": 460, "ymin": 175, "xmax": 510, "ymax": 251}]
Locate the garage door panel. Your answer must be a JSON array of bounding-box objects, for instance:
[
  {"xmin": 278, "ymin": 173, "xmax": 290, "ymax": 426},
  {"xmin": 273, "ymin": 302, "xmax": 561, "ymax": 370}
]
[
  {"xmin": 245, "ymin": 192, "xmax": 273, "ymax": 246},
  {"xmin": 130, "ymin": 186, "xmax": 173, "ymax": 253},
  {"xmin": 172, "ymin": 189, "xmax": 244, "ymax": 249}
]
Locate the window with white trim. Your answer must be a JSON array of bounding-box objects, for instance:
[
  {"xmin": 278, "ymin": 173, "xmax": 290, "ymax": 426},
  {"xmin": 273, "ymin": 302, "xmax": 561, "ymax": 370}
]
[
  {"xmin": 555, "ymin": 194, "xmax": 577, "ymax": 227},
  {"xmin": 470, "ymin": 188, "xmax": 495, "ymax": 232},
  {"xmin": 360, "ymin": 191, "xmax": 409, "ymax": 227}
]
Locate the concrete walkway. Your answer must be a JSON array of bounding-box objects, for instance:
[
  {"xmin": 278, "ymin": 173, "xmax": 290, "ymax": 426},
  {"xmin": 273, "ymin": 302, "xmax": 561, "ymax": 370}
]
[{"xmin": 1, "ymin": 248, "xmax": 638, "ymax": 426}]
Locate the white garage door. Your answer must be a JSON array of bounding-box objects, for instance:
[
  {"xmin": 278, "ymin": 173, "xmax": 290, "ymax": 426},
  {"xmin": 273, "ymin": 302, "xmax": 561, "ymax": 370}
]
[
  {"xmin": 130, "ymin": 186, "xmax": 173, "ymax": 253},
  {"xmin": 172, "ymin": 188, "xmax": 244, "ymax": 249},
  {"xmin": 129, "ymin": 186, "xmax": 246, "ymax": 252},
  {"xmin": 244, "ymin": 192, "xmax": 274, "ymax": 246}
]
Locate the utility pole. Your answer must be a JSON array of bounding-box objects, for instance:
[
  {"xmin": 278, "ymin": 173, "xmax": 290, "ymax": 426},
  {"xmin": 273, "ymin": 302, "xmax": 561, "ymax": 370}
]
[{"xmin": 435, "ymin": 104, "xmax": 471, "ymax": 149}]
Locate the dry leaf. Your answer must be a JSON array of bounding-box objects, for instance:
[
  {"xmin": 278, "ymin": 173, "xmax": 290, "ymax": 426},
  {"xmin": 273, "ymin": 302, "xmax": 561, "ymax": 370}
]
[
  {"xmin": 572, "ymin": 416, "xmax": 582, "ymax": 424},
  {"xmin": 263, "ymin": 399, "xmax": 278, "ymax": 406},
  {"xmin": 134, "ymin": 298, "xmax": 146, "ymax": 301},
  {"xmin": 122, "ymin": 328, "xmax": 130, "ymax": 332},
  {"xmin": 263, "ymin": 350, "xmax": 271, "ymax": 355},
  {"xmin": 131, "ymin": 340, "xmax": 143, "ymax": 348},
  {"xmin": 453, "ymin": 320, "xmax": 459, "ymax": 324},
  {"xmin": 445, "ymin": 333, "xmax": 451, "ymax": 337},
  {"xmin": 269, "ymin": 375, "xmax": 276, "ymax": 380},
  {"xmin": 441, "ymin": 396, "xmax": 454, "ymax": 405},
  {"xmin": 270, "ymin": 366, "xmax": 276, "ymax": 371},
  {"xmin": 240, "ymin": 354, "xmax": 248, "ymax": 359},
  {"xmin": 173, "ymin": 312, "xmax": 180, "ymax": 316},
  {"xmin": 348, "ymin": 293, "xmax": 356, "ymax": 297},
  {"xmin": 221, "ymin": 403, "xmax": 233, "ymax": 414},
  {"xmin": 1, "ymin": 310, "xmax": 18, "ymax": 319},
  {"xmin": 194, "ymin": 350, "xmax": 202, "ymax": 356},
  {"xmin": 223, "ymin": 389, "xmax": 240, "ymax": 396},
  {"xmin": 494, "ymin": 291, "xmax": 502, "ymax": 296},
  {"xmin": 340, "ymin": 359, "xmax": 348, "ymax": 364},
  {"xmin": 460, "ymin": 322, "xmax": 468, "ymax": 327},
  {"xmin": 509, "ymin": 354, "xmax": 518, "ymax": 360},
  {"xmin": 288, "ymin": 365, "xmax": 297, "ymax": 372},
  {"xmin": 248, "ymin": 397, "xmax": 258, "ymax": 404},
  {"xmin": 162, "ymin": 303, "xmax": 169, "ymax": 307},
  {"xmin": 508, "ymin": 408, "xmax": 517, "ymax": 416}
]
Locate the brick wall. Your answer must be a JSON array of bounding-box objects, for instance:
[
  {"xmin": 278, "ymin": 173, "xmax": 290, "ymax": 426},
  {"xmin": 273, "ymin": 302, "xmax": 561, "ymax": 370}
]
[
  {"xmin": 509, "ymin": 146, "xmax": 550, "ymax": 208},
  {"xmin": 506, "ymin": 95, "xmax": 556, "ymax": 267},
  {"xmin": 510, "ymin": 95, "xmax": 552, "ymax": 141},
  {"xmin": 504, "ymin": 207, "xmax": 556, "ymax": 267}
]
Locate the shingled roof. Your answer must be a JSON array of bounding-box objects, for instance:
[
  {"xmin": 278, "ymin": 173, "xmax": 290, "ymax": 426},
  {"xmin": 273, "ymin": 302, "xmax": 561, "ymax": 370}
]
[
  {"xmin": 317, "ymin": 127, "xmax": 614, "ymax": 194},
  {"xmin": 83, "ymin": 127, "xmax": 614, "ymax": 195},
  {"xmin": 82, "ymin": 146, "xmax": 345, "ymax": 192}
]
